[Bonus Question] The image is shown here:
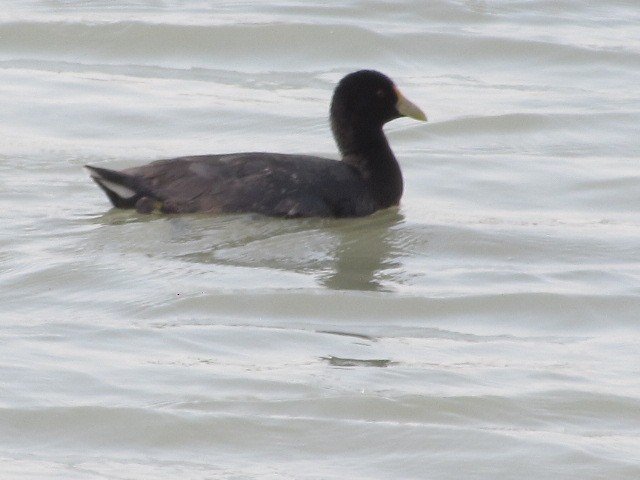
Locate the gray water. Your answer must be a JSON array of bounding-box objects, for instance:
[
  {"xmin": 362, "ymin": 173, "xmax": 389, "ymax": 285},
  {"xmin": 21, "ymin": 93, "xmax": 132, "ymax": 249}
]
[{"xmin": 1, "ymin": 1, "xmax": 640, "ymax": 479}]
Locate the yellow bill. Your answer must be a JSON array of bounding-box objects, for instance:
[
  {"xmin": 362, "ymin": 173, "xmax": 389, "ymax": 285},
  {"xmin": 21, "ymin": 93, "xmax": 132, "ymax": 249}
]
[{"xmin": 394, "ymin": 86, "xmax": 427, "ymax": 121}]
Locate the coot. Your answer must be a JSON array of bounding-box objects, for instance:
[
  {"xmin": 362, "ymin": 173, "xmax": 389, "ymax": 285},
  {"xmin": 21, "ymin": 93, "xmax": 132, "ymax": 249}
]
[{"xmin": 86, "ymin": 70, "xmax": 426, "ymax": 217}]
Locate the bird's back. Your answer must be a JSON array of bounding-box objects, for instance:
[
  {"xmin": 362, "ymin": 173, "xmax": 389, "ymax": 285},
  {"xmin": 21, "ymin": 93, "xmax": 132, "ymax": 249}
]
[{"xmin": 113, "ymin": 153, "xmax": 377, "ymax": 217}]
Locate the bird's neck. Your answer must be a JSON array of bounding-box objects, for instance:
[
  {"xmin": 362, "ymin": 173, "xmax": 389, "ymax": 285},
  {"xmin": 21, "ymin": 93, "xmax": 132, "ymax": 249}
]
[{"xmin": 336, "ymin": 125, "xmax": 404, "ymax": 208}]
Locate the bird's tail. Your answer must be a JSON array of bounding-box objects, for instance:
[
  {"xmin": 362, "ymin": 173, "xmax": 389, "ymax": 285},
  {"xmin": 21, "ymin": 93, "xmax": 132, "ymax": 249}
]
[{"xmin": 85, "ymin": 165, "xmax": 142, "ymax": 209}]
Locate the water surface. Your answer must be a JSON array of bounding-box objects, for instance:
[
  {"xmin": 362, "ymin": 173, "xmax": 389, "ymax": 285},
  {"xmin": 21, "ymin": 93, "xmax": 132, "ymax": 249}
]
[{"xmin": 1, "ymin": 1, "xmax": 639, "ymax": 478}]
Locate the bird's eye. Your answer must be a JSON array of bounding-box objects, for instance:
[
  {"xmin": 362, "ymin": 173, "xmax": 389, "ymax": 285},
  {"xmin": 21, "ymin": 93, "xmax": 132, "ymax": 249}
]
[{"xmin": 376, "ymin": 89, "xmax": 386, "ymax": 98}]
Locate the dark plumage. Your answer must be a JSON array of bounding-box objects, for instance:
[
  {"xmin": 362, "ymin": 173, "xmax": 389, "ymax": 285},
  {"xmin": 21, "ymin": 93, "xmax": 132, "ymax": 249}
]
[{"xmin": 86, "ymin": 70, "xmax": 426, "ymax": 218}]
